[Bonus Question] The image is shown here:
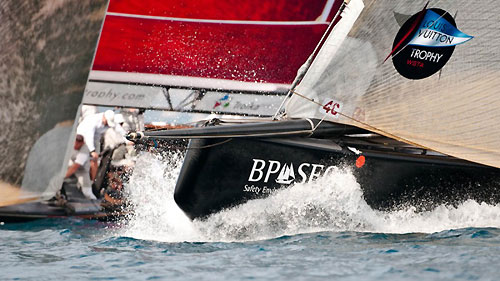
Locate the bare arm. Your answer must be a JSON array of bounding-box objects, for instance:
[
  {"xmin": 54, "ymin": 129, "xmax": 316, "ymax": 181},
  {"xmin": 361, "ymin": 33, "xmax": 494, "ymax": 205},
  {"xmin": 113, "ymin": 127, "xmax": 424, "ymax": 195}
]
[{"xmin": 65, "ymin": 163, "xmax": 82, "ymax": 178}]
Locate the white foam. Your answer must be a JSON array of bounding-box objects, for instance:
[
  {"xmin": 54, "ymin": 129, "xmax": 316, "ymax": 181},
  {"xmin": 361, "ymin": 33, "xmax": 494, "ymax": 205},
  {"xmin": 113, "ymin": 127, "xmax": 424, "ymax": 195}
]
[
  {"xmin": 123, "ymin": 151, "xmax": 200, "ymax": 242},
  {"xmin": 123, "ymin": 153, "xmax": 500, "ymax": 242}
]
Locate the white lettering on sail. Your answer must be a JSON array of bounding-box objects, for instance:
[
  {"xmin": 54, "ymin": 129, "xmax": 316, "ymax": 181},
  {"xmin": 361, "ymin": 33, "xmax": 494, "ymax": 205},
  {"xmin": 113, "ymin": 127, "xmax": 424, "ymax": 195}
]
[{"xmin": 410, "ymin": 48, "xmax": 443, "ymax": 63}]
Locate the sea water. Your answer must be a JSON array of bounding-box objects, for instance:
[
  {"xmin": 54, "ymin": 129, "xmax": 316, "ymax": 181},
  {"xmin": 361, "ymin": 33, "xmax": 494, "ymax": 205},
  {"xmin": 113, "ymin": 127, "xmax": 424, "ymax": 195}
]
[{"xmin": 1, "ymin": 152, "xmax": 500, "ymax": 280}]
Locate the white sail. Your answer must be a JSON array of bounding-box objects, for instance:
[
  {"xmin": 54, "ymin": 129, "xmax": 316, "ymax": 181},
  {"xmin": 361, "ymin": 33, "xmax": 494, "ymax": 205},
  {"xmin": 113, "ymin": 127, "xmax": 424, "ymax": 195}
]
[{"xmin": 286, "ymin": 0, "xmax": 500, "ymax": 168}]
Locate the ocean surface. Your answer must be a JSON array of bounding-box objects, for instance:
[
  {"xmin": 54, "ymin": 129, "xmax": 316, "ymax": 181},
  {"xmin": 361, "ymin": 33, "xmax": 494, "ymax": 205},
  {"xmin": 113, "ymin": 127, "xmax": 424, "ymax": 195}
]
[{"xmin": 2, "ymin": 152, "xmax": 500, "ymax": 281}]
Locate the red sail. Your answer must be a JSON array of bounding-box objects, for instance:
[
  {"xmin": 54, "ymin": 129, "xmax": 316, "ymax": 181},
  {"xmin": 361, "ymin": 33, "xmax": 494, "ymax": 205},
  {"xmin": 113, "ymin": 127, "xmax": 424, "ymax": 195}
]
[{"xmin": 91, "ymin": 0, "xmax": 342, "ymax": 86}]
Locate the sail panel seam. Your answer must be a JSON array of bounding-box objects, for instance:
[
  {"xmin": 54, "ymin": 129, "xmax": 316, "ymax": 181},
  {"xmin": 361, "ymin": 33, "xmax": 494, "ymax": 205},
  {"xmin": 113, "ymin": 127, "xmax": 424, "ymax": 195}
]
[{"xmin": 105, "ymin": 12, "xmax": 330, "ymax": 26}]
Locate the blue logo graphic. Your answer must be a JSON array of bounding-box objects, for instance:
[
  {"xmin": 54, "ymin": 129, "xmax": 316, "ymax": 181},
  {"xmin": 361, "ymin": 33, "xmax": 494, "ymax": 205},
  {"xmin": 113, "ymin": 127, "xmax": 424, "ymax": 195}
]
[{"xmin": 408, "ymin": 10, "xmax": 473, "ymax": 48}]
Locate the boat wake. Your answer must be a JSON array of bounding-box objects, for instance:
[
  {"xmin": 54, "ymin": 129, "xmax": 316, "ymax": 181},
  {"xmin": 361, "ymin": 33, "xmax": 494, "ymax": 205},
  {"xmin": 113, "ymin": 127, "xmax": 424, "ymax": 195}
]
[{"xmin": 123, "ymin": 152, "xmax": 500, "ymax": 242}]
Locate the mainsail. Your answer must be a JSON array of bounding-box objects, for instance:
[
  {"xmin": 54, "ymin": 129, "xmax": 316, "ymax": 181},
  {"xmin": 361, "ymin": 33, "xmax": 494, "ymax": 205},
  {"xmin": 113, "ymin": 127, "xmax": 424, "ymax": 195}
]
[
  {"xmin": 286, "ymin": 0, "xmax": 500, "ymax": 168},
  {"xmin": 85, "ymin": 0, "xmax": 342, "ymax": 117}
]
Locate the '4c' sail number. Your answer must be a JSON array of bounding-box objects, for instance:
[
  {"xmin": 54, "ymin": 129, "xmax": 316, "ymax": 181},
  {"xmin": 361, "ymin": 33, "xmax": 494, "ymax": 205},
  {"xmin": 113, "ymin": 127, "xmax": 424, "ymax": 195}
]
[{"xmin": 322, "ymin": 100, "xmax": 340, "ymax": 116}]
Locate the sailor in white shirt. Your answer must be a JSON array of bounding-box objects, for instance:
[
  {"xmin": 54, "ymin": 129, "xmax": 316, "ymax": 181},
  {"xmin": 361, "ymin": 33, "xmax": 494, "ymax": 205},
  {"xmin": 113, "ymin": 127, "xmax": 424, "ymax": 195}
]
[
  {"xmin": 65, "ymin": 134, "xmax": 96, "ymax": 199},
  {"xmin": 103, "ymin": 113, "xmax": 129, "ymax": 151},
  {"xmin": 76, "ymin": 110, "xmax": 116, "ymax": 181}
]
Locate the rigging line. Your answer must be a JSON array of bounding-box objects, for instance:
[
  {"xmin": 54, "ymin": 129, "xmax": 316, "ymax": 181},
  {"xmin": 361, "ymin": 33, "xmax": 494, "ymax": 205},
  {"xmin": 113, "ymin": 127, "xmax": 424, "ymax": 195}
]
[
  {"xmin": 185, "ymin": 138, "xmax": 233, "ymax": 150},
  {"xmin": 161, "ymin": 87, "xmax": 173, "ymax": 110},
  {"xmin": 304, "ymin": 118, "xmax": 315, "ymax": 137},
  {"xmin": 290, "ymin": 90, "xmax": 433, "ymax": 150},
  {"xmin": 175, "ymin": 89, "xmax": 204, "ymax": 110},
  {"xmin": 313, "ymin": 113, "xmax": 328, "ymax": 131}
]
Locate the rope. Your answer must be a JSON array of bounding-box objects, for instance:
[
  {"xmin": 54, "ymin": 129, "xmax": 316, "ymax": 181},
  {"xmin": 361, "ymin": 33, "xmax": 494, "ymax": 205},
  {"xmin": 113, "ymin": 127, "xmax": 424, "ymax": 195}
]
[
  {"xmin": 313, "ymin": 112, "xmax": 328, "ymax": 131},
  {"xmin": 304, "ymin": 118, "xmax": 315, "ymax": 137},
  {"xmin": 185, "ymin": 138, "xmax": 233, "ymax": 150}
]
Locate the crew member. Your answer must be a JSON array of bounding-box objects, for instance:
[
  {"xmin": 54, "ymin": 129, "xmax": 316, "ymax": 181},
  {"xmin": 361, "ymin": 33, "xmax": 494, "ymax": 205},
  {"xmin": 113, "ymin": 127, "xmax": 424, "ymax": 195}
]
[
  {"xmin": 76, "ymin": 110, "xmax": 116, "ymax": 181},
  {"xmin": 65, "ymin": 134, "xmax": 96, "ymax": 199}
]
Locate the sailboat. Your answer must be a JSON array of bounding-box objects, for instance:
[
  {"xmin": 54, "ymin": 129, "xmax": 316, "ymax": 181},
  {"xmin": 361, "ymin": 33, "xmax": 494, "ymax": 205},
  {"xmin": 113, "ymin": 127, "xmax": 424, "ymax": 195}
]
[{"xmin": 127, "ymin": 0, "xmax": 500, "ymax": 220}]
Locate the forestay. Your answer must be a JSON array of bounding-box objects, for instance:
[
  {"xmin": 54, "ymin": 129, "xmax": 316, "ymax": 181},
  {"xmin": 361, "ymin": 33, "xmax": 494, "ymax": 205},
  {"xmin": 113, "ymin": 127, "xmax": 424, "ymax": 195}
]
[{"xmin": 286, "ymin": 0, "xmax": 500, "ymax": 168}]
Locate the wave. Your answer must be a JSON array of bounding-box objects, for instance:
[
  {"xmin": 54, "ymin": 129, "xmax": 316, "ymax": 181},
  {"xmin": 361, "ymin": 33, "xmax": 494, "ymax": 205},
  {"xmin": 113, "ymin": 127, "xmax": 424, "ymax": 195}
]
[{"xmin": 123, "ymin": 152, "xmax": 500, "ymax": 242}]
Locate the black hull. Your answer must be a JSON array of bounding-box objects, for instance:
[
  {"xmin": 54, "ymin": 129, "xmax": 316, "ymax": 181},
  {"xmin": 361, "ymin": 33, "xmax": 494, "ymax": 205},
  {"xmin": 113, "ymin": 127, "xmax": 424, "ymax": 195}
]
[{"xmin": 174, "ymin": 137, "xmax": 500, "ymax": 220}]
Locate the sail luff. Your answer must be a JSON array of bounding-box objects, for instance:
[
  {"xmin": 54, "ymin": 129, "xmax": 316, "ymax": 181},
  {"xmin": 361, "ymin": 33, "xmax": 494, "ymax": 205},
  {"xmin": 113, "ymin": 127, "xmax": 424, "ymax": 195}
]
[{"xmin": 274, "ymin": 0, "xmax": 346, "ymax": 118}]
